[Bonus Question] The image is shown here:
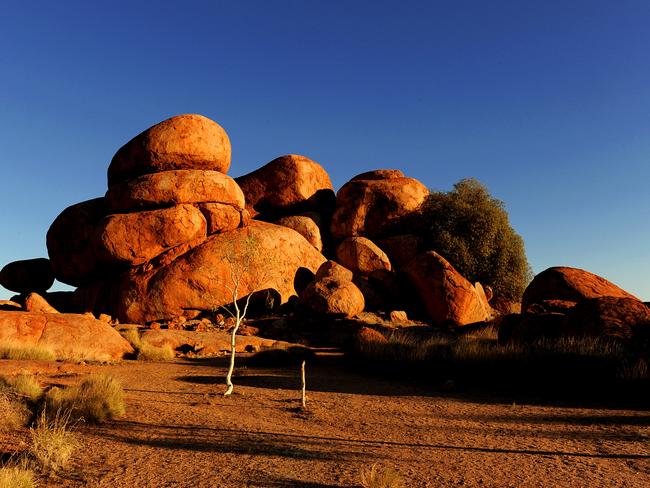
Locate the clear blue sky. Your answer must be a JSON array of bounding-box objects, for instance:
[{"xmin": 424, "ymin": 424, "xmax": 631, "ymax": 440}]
[{"xmin": 1, "ymin": 0, "xmax": 649, "ymax": 300}]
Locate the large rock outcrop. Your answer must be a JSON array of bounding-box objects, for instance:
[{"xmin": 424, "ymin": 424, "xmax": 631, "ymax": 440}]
[
  {"xmin": 107, "ymin": 114, "xmax": 231, "ymax": 187},
  {"xmin": 335, "ymin": 237, "xmax": 392, "ymax": 275},
  {"xmin": 0, "ymin": 311, "xmax": 133, "ymax": 361},
  {"xmin": 47, "ymin": 198, "xmax": 107, "ymax": 287},
  {"xmin": 235, "ymin": 154, "xmax": 335, "ymax": 218},
  {"xmin": 567, "ymin": 296, "xmax": 650, "ymax": 341},
  {"xmin": 114, "ymin": 221, "xmax": 326, "ymax": 323},
  {"xmin": 298, "ymin": 262, "xmax": 364, "ymax": 318},
  {"xmin": 522, "ymin": 267, "xmax": 639, "ymax": 313},
  {"xmin": 404, "ymin": 251, "xmax": 491, "ymax": 326},
  {"xmin": 331, "ymin": 169, "xmax": 429, "ymax": 239},
  {"xmin": 0, "ymin": 258, "xmax": 54, "ymax": 294}
]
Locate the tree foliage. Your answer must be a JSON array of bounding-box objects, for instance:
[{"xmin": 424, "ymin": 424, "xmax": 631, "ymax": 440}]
[{"xmin": 423, "ymin": 178, "xmax": 532, "ymax": 301}]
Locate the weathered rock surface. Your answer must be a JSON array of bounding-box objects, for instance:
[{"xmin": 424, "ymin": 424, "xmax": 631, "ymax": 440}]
[
  {"xmin": 375, "ymin": 234, "xmax": 423, "ymax": 269},
  {"xmin": 567, "ymin": 296, "xmax": 650, "ymax": 340},
  {"xmin": 107, "ymin": 114, "xmax": 231, "ymax": 187},
  {"xmin": 0, "ymin": 300, "xmax": 21, "ymax": 311},
  {"xmin": 315, "ymin": 261, "xmax": 354, "ymax": 283},
  {"xmin": 404, "ymin": 251, "xmax": 491, "ymax": 326},
  {"xmin": 22, "ymin": 292, "xmax": 59, "ymax": 313},
  {"xmin": 298, "ymin": 277, "xmax": 365, "ymax": 318},
  {"xmin": 0, "ymin": 258, "xmax": 54, "ymax": 294},
  {"xmin": 522, "ymin": 267, "xmax": 638, "ymax": 313},
  {"xmin": 336, "ymin": 237, "xmax": 391, "ymax": 275},
  {"xmin": 236, "ymin": 154, "xmax": 335, "ymax": 218},
  {"xmin": 115, "ymin": 221, "xmax": 326, "ymax": 323},
  {"xmin": 331, "ymin": 170, "xmax": 429, "ymax": 239},
  {"xmin": 199, "ymin": 203, "xmax": 248, "ymax": 235},
  {"xmin": 95, "ymin": 204, "xmax": 207, "ymax": 266},
  {"xmin": 106, "ymin": 170, "xmax": 245, "ymax": 212},
  {"xmin": 0, "ymin": 311, "xmax": 133, "ymax": 361},
  {"xmin": 47, "ymin": 198, "xmax": 107, "ymax": 286},
  {"xmin": 275, "ymin": 214, "xmax": 323, "ymax": 251},
  {"xmin": 138, "ymin": 329, "xmax": 293, "ymax": 355}
]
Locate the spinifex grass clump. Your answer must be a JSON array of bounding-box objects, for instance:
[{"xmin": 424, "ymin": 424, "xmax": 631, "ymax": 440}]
[
  {"xmin": 120, "ymin": 328, "xmax": 175, "ymax": 361},
  {"xmin": 29, "ymin": 409, "xmax": 78, "ymax": 472},
  {"xmin": 0, "ymin": 344, "xmax": 56, "ymax": 361},
  {"xmin": 0, "ymin": 463, "xmax": 37, "ymax": 488},
  {"xmin": 44, "ymin": 374, "xmax": 125, "ymax": 423},
  {"xmin": 0, "ymin": 374, "xmax": 43, "ymax": 402},
  {"xmin": 0, "ymin": 391, "xmax": 30, "ymax": 432},
  {"xmin": 360, "ymin": 463, "xmax": 404, "ymax": 488}
]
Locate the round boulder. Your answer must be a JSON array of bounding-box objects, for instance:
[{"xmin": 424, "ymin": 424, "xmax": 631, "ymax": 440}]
[
  {"xmin": 275, "ymin": 214, "xmax": 323, "ymax": 251},
  {"xmin": 107, "ymin": 114, "xmax": 231, "ymax": 187},
  {"xmin": 315, "ymin": 261, "xmax": 354, "ymax": 283},
  {"xmin": 567, "ymin": 296, "xmax": 650, "ymax": 341},
  {"xmin": 331, "ymin": 169, "xmax": 429, "ymax": 239},
  {"xmin": 94, "ymin": 204, "xmax": 207, "ymax": 266},
  {"xmin": 47, "ymin": 198, "xmax": 107, "ymax": 287},
  {"xmin": 106, "ymin": 169, "xmax": 245, "ymax": 212},
  {"xmin": 335, "ymin": 237, "xmax": 392, "ymax": 275},
  {"xmin": 522, "ymin": 267, "xmax": 638, "ymax": 313},
  {"xmin": 298, "ymin": 278, "xmax": 365, "ymax": 318},
  {"xmin": 235, "ymin": 154, "xmax": 335, "ymax": 218},
  {"xmin": 199, "ymin": 203, "xmax": 248, "ymax": 235},
  {"xmin": 0, "ymin": 258, "xmax": 54, "ymax": 294}
]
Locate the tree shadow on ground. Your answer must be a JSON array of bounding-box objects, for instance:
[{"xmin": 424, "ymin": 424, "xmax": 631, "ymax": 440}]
[{"xmin": 92, "ymin": 420, "xmax": 650, "ymax": 461}]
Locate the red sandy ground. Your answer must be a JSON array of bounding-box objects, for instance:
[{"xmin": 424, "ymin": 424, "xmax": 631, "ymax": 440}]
[{"xmin": 1, "ymin": 356, "xmax": 649, "ymax": 487}]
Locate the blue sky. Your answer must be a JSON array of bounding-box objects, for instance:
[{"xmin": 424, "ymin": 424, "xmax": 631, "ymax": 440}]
[{"xmin": 1, "ymin": 0, "xmax": 649, "ymax": 300}]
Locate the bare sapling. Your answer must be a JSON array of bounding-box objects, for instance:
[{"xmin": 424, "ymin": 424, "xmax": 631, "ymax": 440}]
[
  {"xmin": 301, "ymin": 360, "xmax": 307, "ymax": 408},
  {"xmin": 221, "ymin": 236, "xmax": 263, "ymax": 397}
]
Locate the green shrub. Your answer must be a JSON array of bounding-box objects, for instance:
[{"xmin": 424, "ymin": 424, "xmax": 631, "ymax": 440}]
[
  {"xmin": 44, "ymin": 374, "xmax": 125, "ymax": 423},
  {"xmin": 423, "ymin": 178, "xmax": 532, "ymax": 301}
]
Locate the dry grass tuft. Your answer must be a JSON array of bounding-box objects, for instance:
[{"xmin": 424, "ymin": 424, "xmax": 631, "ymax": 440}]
[
  {"xmin": 0, "ymin": 374, "xmax": 43, "ymax": 402},
  {"xmin": 29, "ymin": 409, "xmax": 78, "ymax": 472},
  {"xmin": 44, "ymin": 374, "xmax": 125, "ymax": 423},
  {"xmin": 120, "ymin": 329, "xmax": 175, "ymax": 361},
  {"xmin": 0, "ymin": 345, "xmax": 56, "ymax": 361},
  {"xmin": 0, "ymin": 464, "xmax": 37, "ymax": 488},
  {"xmin": 136, "ymin": 342, "xmax": 175, "ymax": 361},
  {"xmin": 360, "ymin": 463, "xmax": 404, "ymax": 488},
  {"xmin": 0, "ymin": 392, "xmax": 30, "ymax": 432}
]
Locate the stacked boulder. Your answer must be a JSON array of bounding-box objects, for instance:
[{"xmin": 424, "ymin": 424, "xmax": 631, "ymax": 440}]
[
  {"xmin": 44, "ymin": 115, "xmax": 326, "ymax": 324},
  {"xmin": 500, "ymin": 266, "xmax": 649, "ymax": 344}
]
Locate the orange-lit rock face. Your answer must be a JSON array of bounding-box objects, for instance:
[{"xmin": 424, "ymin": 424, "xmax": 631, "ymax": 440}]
[
  {"xmin": 46, "ymin": 198, "xmax": 107, "ymax": 287},
  {"xmin": 114, "ymin": 221, "xmax": 326, "ymax": 323},
  {"xmin": 315, "ymin": 260, "xmax": 354, "ymax": 283},
  {"xmin": 0, "ymin": 258, "xmax": 54, "ymax": 294},
  {"xmin": 331, "ymin": 170, "xmax": 429, "ymax": 239},
  {"xmin": 23, "ymin": 292, "xmax": 59, "ymax": 313},
  {"xmin": 106, "ymin": 169, "xmax": 245, "ymax": 212},
  {"xmin": 107, "ymin": 114, "xmax": 231, "ymax": 187},
  {"xmin": 95, "ymin": 204, "xmax": 207, "ymax": 266},
  {"xmin": 0, "ymin": 311, "xmax": 133, "ymax": 361},
  {"xmin": 567, "ymin": 296, "xmax": 650, "ymax": 340},
  {"xmin": 275, "ymin": 214, "xmax": 323, "ymax": 251},
  {"xmin": 522, "ymin": 266, "xmax": 639, "ymax": 313},
  {"xmin": 198, "ymin": 203, "xmax": 247, "ymax": 235},
  {"xmin": 235, "ymin": 154, "xmax": 335, "ymax": 218},
  {"xmin": 335, "ymin": 237, "xmax": 392, "ymax": 275},
  {"xmin": 404, "ymin": 251, "xmax": 491, "ymax": 326},
  {"xmin": 298, "ymin": 278, "xmax": 365, "ymax": 318}
]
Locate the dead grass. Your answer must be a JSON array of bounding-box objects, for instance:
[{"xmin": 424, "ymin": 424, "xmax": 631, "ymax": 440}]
[
  {"xmin": 0, "ymin": 374, "xmax": 43, "ymax": 402},
  {"xmin": 0, "ymin": 392, "xmax": 30, "ymax": 432},
  {"xmin": 44, "ymin": 374, "xmax": 125, "ymax": 423},
  {"xmin": 0, "ymin": 463, "xmax": 37, "ymax": 488},
  {"xmin": 120, "ymin": 329, "xmax": 175, "ymax": 361},
  {"xmin": 359, "ymin": 463, "xmax": 403, "ymax": 488},
  {"xmin": 29, "ymin": 409, "xmax": 78, "ymax": 472},
  {"xmin": 0, "ymin": 345, "xmax": 56, "ymax": 361}
]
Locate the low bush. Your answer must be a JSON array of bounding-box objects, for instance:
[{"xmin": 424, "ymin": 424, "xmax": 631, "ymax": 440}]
[
  {"xmin": 44, "ymin": 374, "xmax": 125, "ymax": 423},
  {"xmin": 120, "ymin": 329, "xmax": 175, "ymax": 361},
  {"xmin": 0, "ymin": 392, "xmax": 30, "ymax": 432}
]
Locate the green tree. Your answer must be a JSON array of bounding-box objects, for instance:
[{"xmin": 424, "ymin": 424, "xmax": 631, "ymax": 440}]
[{"xmin": 423, "ymin": 178, "xmax": 532, "ymax": 302}]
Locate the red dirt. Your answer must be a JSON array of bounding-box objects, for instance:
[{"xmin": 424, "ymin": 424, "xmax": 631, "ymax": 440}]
[{"xmin": 1, "ymin": 356, "xmax": 649, "ymax": 487}]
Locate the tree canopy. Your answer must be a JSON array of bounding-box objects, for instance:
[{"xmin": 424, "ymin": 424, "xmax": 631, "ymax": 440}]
[{"xmin": 423, "ymin": 178, "xmax": 532, "ymax": 301}]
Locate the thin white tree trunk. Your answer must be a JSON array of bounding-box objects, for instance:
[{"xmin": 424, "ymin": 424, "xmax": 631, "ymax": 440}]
[
  {"xmin": 223, "ymin": 316, "xmax": 241, "ymax": 396},
  {"xmin": 301, "ymin": 360, "xmax": 306, "ymax": 408}
]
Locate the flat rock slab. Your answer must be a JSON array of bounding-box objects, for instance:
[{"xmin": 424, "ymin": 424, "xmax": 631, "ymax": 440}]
[{"xmin": 0, "ymin": 311, "xmax": 133, "ymax": 361}]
